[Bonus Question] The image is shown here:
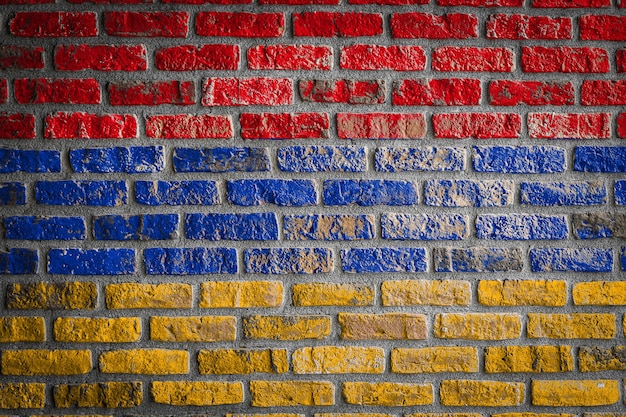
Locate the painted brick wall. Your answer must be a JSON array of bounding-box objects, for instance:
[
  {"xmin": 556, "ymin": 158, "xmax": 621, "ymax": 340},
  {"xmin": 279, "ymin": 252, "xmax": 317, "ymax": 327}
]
[{"xmin": 0, "ymin": 0, "xmax": 625, "ymax": 415}]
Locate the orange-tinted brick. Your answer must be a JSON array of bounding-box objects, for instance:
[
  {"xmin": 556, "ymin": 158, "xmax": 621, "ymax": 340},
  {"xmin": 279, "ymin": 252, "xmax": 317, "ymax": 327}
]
[
  {"xmin": 251, "ymin": 380, "xmax": 335, "ymax": 407},
  {"xmin": 198, "ymin": 349, "xmax": 288, "ymax": 374},
  {"xmin": 338, "ymin": 313, "xmax": 427, "ymax": 340},
  {"xmin": 435, "ymin": 313, "xmax": 521, "ymax": 340}
]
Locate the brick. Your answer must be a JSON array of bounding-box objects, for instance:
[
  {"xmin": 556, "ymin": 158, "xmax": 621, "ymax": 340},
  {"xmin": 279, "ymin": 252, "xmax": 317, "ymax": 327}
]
[
  {"xmin": 382, "ymin": 279, "xmax": 471, "ymax": 306},
  {"xmin": 579, "ymin": 346, "xmax": 626, "ymax": 371},
  {"xmin": 293, "ymin": 12, "xmax": 382, "ymax": 37},
  {"xmin": 530, "ymin": 248, "xmax": 613, "ymax": 272},
  {"xmin": 392, "ymin": 13, "xmax": 477, "ymax": 39},
  {"xmin": 292, "ymin": 283, "xmax": 375, "ymax": 307},
  {"xmin": 106, "ymin": 283, "xmax": 192, "ymax": 309},
  {"xmin": 392, "ymin": 347, "xmax": 478, "ymax": 373},
  {"xmin": 156, "ymin": 45, "xmax": 239, "ymax": 71},
  {"xmin": 425, "ymin": 180, "xmax": 513, "ymax": 207},
  {"xmin": 136, "ymin": 180, "xmax": 218, "ymax": 206},
  {"xmin": 55, "ymin": 44, "xmax": 147, "ymax": 71},
  {"xmin": 200, "ymin": 281, "xmax": 283, "ymax": 308},
  {"xmin": 263, "ymin": 0, "xmax": 337, "ymax": 3},
  {"xmin": 54, "ymin": 381, "xmax": 142, "ymax": 408},
  {"xmin": 174, "ymin": 147, "xmax": 270, "ymax": 172},
  {"xmin": 376, "ymin": 147, "xmax": 466, "ymax": 172},
  {"xmin": 617, "ymin": 181, "xmax": 626, "ymax": 205},
  {"xmin": 54, "ymin": 317, "xmax": 140, "ymax": 342},
  {"xmin": 340, "ymin": 45, "xmax": 426, "ymax": 71},
  {"xmin": 485, "ymin": 346, "xmax": 574, "ymax": 373},
  {"xmin": 527, "ymin": 313, "xmax": 616, "ymax": 339},
  {"xmin": 145, "ymin": 247, "xmax": 236, "ymax": 275},
  {"xmin": 150, "ymin": 316, "xmax": 236, "ymax": 342},
  {"xmin": 10, "ymin": 12, "xmax": 97, "ymax": 37},
  {"xmin": 164, "ymin": 0, "xmax": 248, "ymax": 2},
  {"xmin": 486, "ymin": 14, "xmax": 572, "ymax": 39},
  {"xmin": 293, "ymin": 346, "xmax": 385, "ymax": 374},
  {"xmin": 341, "ymin": 248, "xmax": 427, "ymax": 273},
  {"xmin": 433, "ymin": 113, "xmax": 521, "ymax": 138},
  {"xmin": 246, "ymin": 248, "xmax": 333, "ymax": 274},
  {"xmin": 434, "ymin": 247, "xmax": 523, "ymax": 272},
  {"xmin": 2, "ymin": 349, "xmax": 91, "ymax": 375},
  {"xmin": 0, "ymin": 78, "xmax": 7, "ymax": 102},
  {"xmin": 0, "ymin": 248, "xmax": 37, "ymax": 274},
  {"xmin": 521, "ymin": 47, "xmax": 609, "ymax": 73},
  {"xmin": 299, "ymin": 80, "xmax": 385, "ymax": 104},
  {"xmin": 36, "ymin": 180, "xmax": 127, "ymax": 206},
  {"xmin": 619, "ymin": 51, "xmax": 626, "ymax": 72},
  {"xmin": 199, "ymin": 349, "xmax": 288, "ymax": 374},
  {"xmin": 70, "ymin": 146, "xmax": 164, "ymax": 174},
  {"xmin": 203, "ymin": 78, "xmax": 291, "ymax": 106},
  {"xmin": 317, "ymin": 414, "xmax": 392, "ymax": 417},
  {"xmin": 521, "ymin": 181, "xmax": 606, "ymax": 206},
  {"xmin": 250, "ymin": 381, "xmax": 334, "ymax": 406},
  {"xmin": 337, "ymin": 113, "xmax": 426, "ymax": 139},
  {"xmin": 433, "ymin": 47, "xmax": 514, "ymax": 72},
  {"xmin": 285, "ymin": 214, "xmax": 374, "ymax": 240},
  {"xmin": 528, "ymin": 112, "xmax": 611, "ymax": 139},
  {"xmin": 440, "ymin": 380, "xmax": 524, "ymax": 406},
  {"xmin": 381, "ymin": 213, "xmax": 469, "ymax": 240},
  {"xmin": 574, "ymin": 281, "xmax": 626, "ymax": 305},
  {"xmin": 489, "ymin": 80, "xmax": 574, "ymax": 106},
  {"xmin": 0, "ymin": 46, "xmax": 44, "ymax": 70},
  {"xmin": 324, "ymin": 180, "xmax": 418, "ymax": 206},
  {"xmin": 152, "ymin": 381, "xmax": 243, "ymax": 406},
  {"xmin": 5, "ymin": 216, "xmax": 85, "ymax": 240},
  {"xmin": 146, "ymin": 114, "xmax": 232, "ymax": 139},
  {"xmin": 0, "ymin": 113, "xmax": 36, "ymax": 139},
  {"xmin": 476, "ymin": 214, "xmax": 568, "ymax": 240},
  {"xmin": 45, "ymin": 112, "xmax": 137, "ymax": 139},
  {"xmin": 582, "ymin": 80, "xmax": 626, "ymax": 106},
  {"xmin": 0, "ymin": 383, "xmax": 45, "ymax": 408},
  {"xmin": 241, "ymin": 113, "xmax": 328, "ymax": 139},
  {"xmin": 100, "ymin": 349, "xmax": 188, "ymax": 374},
  {"xmin": 572, "ymin": 213, "xmax": 626, "ymax": 239},
  {"xmin": 69, "ymin": 0, "xmax": 152, "ymax": 2},
  {"xmin": 473, "ymin": 145, "xmax": 565, "ymax": 173},
  {"xmin": 248, "ymin": 45, "xmax": 332, "ymax": 70},
  {"xmin": 350, "ymin": 0, "xmax": 427, "ymax": 3},
  {"xmin": 339, "ymin": 313, "xmax": 427, "ymax": 340},
  {"xmin": 15, "ymin": 78, "xmax": 100, "ymax": 104},
  {"xmin": 393, "ymin": 79, "xmax": 480, "ymax": 106},
  {"xmin": 580, "ymin": 15, "xmax": 626, "ymax": 41},
  {"xmin": 531, "ymin": 380, "xmax": 619, "ymax": 406},
  {"xmin": 196, "ymin": 12, "xmax": 284, "ymax": 37},
  {"xmin": 533, "ymin": 0, "xmax": 609, "ymax": 5},
  {"xmin": 109, "ymin": 81, "xmax": 194, "ymax": 106},
  {"xmin": 438, "ymin": 0, "xmax": 522, "ymax": 4},
  {"xmin": 478, "ymin": 280, "xmax": 567, "ymax": 306},
  {"xmin": 407, "ymin": 414, "xmax": 482, "ymax": 417},
  {"xmin": 0, "ymin": 317, "xmax": 45, "ymax": 342},
  {"xmin": 342, "ymin": 382, "xmax": 432, "ymax": 406},
  {"xmin": 228, "ymin": 179, "xmax": 316, "ymax": 206},
  {"xmin": 104, "ymin": 12, "xmax": 188, "ymax": 37},
  {"xmin": 48, "ymin": 248, "xmax": 135, "ymax": 275},
  {"xmin": 6, "ymin": 281, "xmax": 96, "ymax": 309},
  {"xmin": 435, "ymin": 313, "xmax": 521, "ymax": 340},
  {"xmin": 187, "ymin": 213, "xmax": 277, "ymax": 241},
  {"xmin": 243, "ymin": 315, "xmax": 330, "ymax": 340},
  {"xmin": 575, "ymin": 146, "xmax": 626, "ymax": 172},
  {"xmin": 278, "ymin": 146, "xmax": 366, "ymax": 172},
  {"xmin": 94, "ymin": 214, "xmax": 178, "ymax": 240}
]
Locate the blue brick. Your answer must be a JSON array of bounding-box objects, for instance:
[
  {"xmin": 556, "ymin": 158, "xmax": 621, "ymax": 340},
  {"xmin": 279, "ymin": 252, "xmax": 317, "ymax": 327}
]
[
  {"xmin": 424, "ymin": 180, "xmax": 513, "ymax": 207},
  {"xmin": 48, "ymin": 248, "xmax": 135, "ymax": 275},
  {"xmin": 5, "ymin": 216, "xmax": 85, "ymax": 240},
  {"xmin": 35, "ymin": 181, "xmax": 127, "ymax": 206},
  {"xmin": 434, "ymin": 247, "xmax": 523, "ymax": 272},
  {"xmin": 93, "ymin": 214, "xmax": 179, "ymax": 240},
  {"xmin": 473, "ymin": 146, "xmax": 565, "ymax": 174},
  {"xmin": 375, "ymin": 147, "xmax": 466, "ymax": 172},
  {"xmin": 227, "ymin": 179, "xmax": 316, "ymax": 207},
  {"xmin": 284, "ymin": 214, "xmax": 374, "ymax": 240},
  {"xmin": 0, "ymin": 248, "xmax": 38, "ymax": 274},
  {"xmin": 574, "ymin": 146, "xmax": 626, "ymax": 172},
  {"xmin": 323, "ymin": 180, "xmax": 418, "ymax": 206},
  {"xmin": 476, "ymin": 214, "xmax": 568, "ymax": 240},
  {"xmin": 277, "ymin": 146, "xmax": 366, "ymax": 172},
  {"xmin": 173, "ymin": 147, "xmax": 270, "ymax": 173},
  {"xmin": 382, "ymin": 213, "xmax": 468, "ymax": 240},
  {"xmin": 144, "ymin": 247, "xmax": 237, "ymax": 275},
  {"xmin": 136, "ymin": 180, "xmax": 219, "ymax": 206},
  {"xmin": 622, "ymin": 247, "xmax": 626, "ymax": 271},
  {"xmin": 530, "ymin": 247, "xmax": 613, "ymax": 272},
  {"xmin": 0, "ymin": 149, "xmax": 61, "ymax": 173},
  {"xmin": 245, "ymin": 248, "xmax": 333, "ymax": 274},
  {"xmin": 615, "ymin": 181, "xmax": 626, "ymax": 205},
  {"xmin": 341, "ymin": 247, "xmax": 427, "ymax": 273},
  {"xmin": 521, "ymin": 181, "xmax": 606, "ymax": 206},
  {"xmin": 0, "ymin": 182, "xmax": 26, "ymax": 205},
  {"xmin": 70, "ymin": 146, "xmax": 164, "ymax": 173},
  {"xmin": 185, "ymin": 213, "xmax": 278, "ymax": 241}
]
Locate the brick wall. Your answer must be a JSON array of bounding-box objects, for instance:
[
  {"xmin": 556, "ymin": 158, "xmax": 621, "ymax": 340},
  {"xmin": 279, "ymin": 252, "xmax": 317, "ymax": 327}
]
[{"xmin": 0, "ymin": 0, "xmax": 625, "ymax": 414}]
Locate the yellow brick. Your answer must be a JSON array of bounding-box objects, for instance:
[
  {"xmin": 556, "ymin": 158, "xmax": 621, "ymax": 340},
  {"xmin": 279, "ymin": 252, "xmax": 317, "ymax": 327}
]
[
  {"xmin": 53, "ymin": 382, "xmax": 142, "ymax": 408},
  {"xmin": 583, "ymin": 414, "xmax": 626, "ymax": 417},
  {"xmin": 527, "ymin": 314, "xmax": 616, "ymax": 339},
  {"xmin": 573, "ymin": 282, "xmax": 626, "ymax": 305},
  {"xmin": 435, "ymin": 313, "xmax": 521, "ymax": 340},
  {"xmin": 440, "ymin": 380, "xmax": 525, "ymax": 406},
  {"xmin": 151, "ymin": 381, "xmax": 243, "ymax": 406},
  {"xmin": 99, "ymin": 349, "xmax": 188, "ymax": 374},
  {"xmin": 406, "ymin": 414, "xmax": 482, "ymax": 417},
  {"xmin": 338, "ymin": 313, "xmax": 427, "ymax": 340},
  {"xmin": 531, "ymin": 380, "xmax": 619, "ymax": 406},
  {"xmin": 485, "ymin": 345, "xmax": 574, "ymax": 373},
  {"xmin": 0, "ymin": 316, "xmax": 45, "ymax": 342},
  {"xmin": 31, "ymin": 415, "xmax": 113, "ymax": 417},
  {"xmin": 150, "ymin": 316, "xmax": 236, "ymax": 342},
  {"xmin": 579, "ymin": 346, "xmax": 626, "ymax": 371},
  {"xmin": 293, "ymin": 283, "xmax": 374, "ymax": 307},
  {"xmin": 391, "ymin": 347, "xmax": 478, "ymax": 373},
  {"xmin": 2, "ymin": 349, "xmax": 91, "ymax": 375},
  {"xmin": 317, "ymin": 414, "xmax": 393, "ymax": 417},
  {"xmin": 250, "ymin": 380, "xmax": 334, "ymax": 407},
  {"xmin": 200, "ymin": 281, "xmax": 283, "ymax": 308},
  {"xmin": 230, "ymin": 415, "xmax": 303, "ymax": 417},
  {"xmin": 0, "ymin": 383, "xmax": 45, "ymax": 409},
  {"xmin": 382, "ymin": 280, "xmax": 470, "ymax": 306},
  {"xmin": 342, "ymin": 382, "xmax": 433, "ymax": 406},
  {"xmin": 243, "ymin": 315, "xmax": 330, "ymax": 340},
  {"xmin": 54, "ymin": 317, "xmax": 140, "ymax": 343},
  {"xmin": 293, "ymin": 346, "xmax": 385, "ymax": 374},
  {"xmin": 478, "ymin": 279, "xmax": 566, "ymax": 306},
  {"xmin": 6, "ymin": 281, "xmax": 97, "ymax": 309},
  {"xmin": 105, "ymin": 283, "xmax": 192, "ymax": 309},
  {"xmin": 494, "ymin": 414, "xmax": 574, "ymax": 417},
  {"xmin": 198, "ymin": 349, "xmax": 288, "ymax": 374}
]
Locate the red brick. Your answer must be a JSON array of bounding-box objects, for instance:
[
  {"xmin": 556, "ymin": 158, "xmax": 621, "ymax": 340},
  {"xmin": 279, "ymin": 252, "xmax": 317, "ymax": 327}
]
[
  {"xmin": 521, "ymin": 47, "xmax": 609, "ymax": 73},
  {"xmin": 391, "ymin": 13, "xmax": 478, "ymax": 39},
  {"xmin": 532, "ymin": 0, "xmax": 609, "ymax": 7},
  {"xmin": 202, "ymin": 78, "xmax": 292, "ymax": 106},
  {"xmin": 196, "ymin": 12, "xmax": 284, "ymax": 37},
  {"xmin": 486, "ymin": 14, "xmax": 572, "ymax": 40},
  {"xmin": 618, "ymin": 113, "xmax": 626, "ymax": 138},
  {"xmin": 580, "ymin": 15, "xmax": 626, "ymax": 41},
  {"xmin": 15, "ymin": 78, "xmax": 100, "ymax": 105},
  {"xmin": 341, "ymin": 45, "xmax": 426, "ymax": 71},
  {"xmin": 240, "ymin": 113, "xmax": 329, "ymax": 139},
  {"xmin": 0, "ymin": 46, "xmax": 44, "ymax": 70},
  {"xmin": 0, "ymin": 114, "xmax": 36, "ymax": 139},
  {"xmin": 618, "ymin": 50, "xmax": 626, "ymax": 73},
  {"xmin": 55, "ymin": 44, "xmax": 147, "ymax": 71},
  {"xmin": 528, "ymin": 113, "xmax": 611, "ymax": 139},
  {"xmin": 582, "ymin": 81, "xmax": 626, "ymax": 106},
  {"xmin": 146, "ymin": 115, "xmax": 232, "ymax": 139},
  {"xmin": 108, "ymin": 81, "xmax": 195, "ymax": 106},
  {"xmin": 437, "ymin": 0, "xmax": 523, "ymax": 5},
  {"xmin": 0, "ymin": 0, "xmax": 53, "ymax": 3},
  {"xmin": 9, "ymin": 12, "xmax": 97, "ymax": 37},
  {"xmin": 433, "ymin": 47, "xmax": 514, "ymax": 72},
  {"xmin": 44, "ymin": 112, "xmax": 138, "ymax": 139},
  {"xmin": 68, "ymin": 0, "xmax": 151, "ymax": 2},
  {"xmin": 104, "ymin": 12, "xmax": 189, "ymax": 38},
  {"xmin": 299, "ymin": 79, "xmax": 385, "ymax": 104},
  {"xmin": 155, "ymin": 45, "xmax": 239, "ymax": 71},
  {"xmin": 293, "ymin": 12, "xmax": 383, "ymax": 37},
  {"xmin": 393, "ymin": 78, "xmax": 480, "ymax": 106},
  {"xmin": 350, "ymin": 0, "xmax": 427, "ymax": 3},
  {"xmin": 248, "ymin": 45, "xmax": 332, "ymax": 70},
  {"xmin": 489, "ymin": 80, "xmax": 574, "ymax": 106},
  {"xmin": 163, "ymin": 0, "xmax": 248, "ymax": 3},
  {"xmin": 262, "ymin": 0, "xmax": 338, "ymax": 4},
  {"xmin": 0, "ymin": 79, "xmax": 7, "ymax": 104},
  {"xmin": 433, "ymin": 113, "xmax": 521, "ymax": 139},
  {"xmin": 337, "ymin": 113, "xmax": 426, "ymax": 139}
]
